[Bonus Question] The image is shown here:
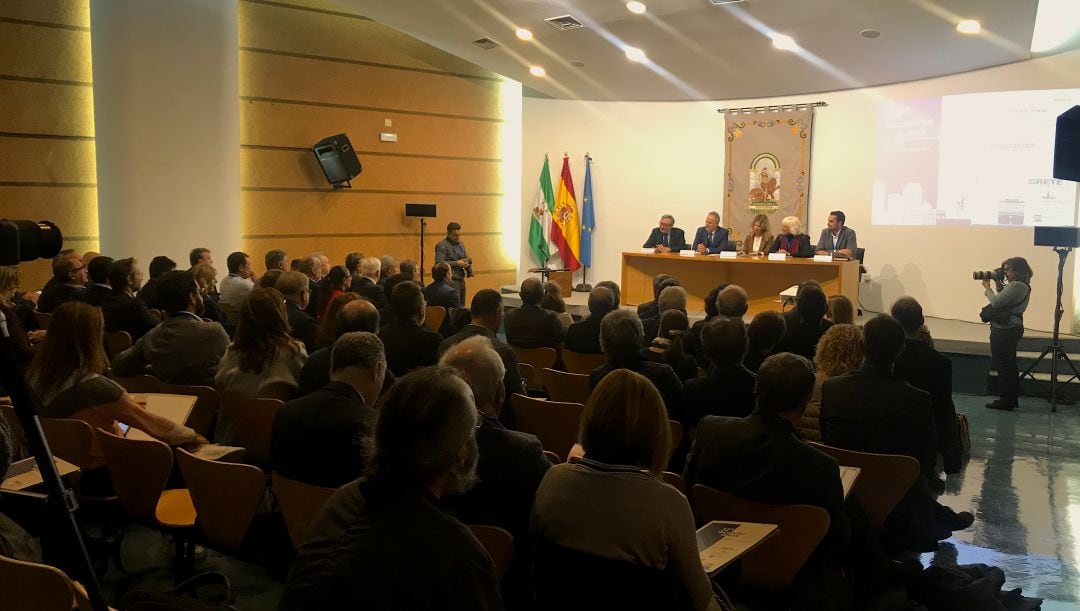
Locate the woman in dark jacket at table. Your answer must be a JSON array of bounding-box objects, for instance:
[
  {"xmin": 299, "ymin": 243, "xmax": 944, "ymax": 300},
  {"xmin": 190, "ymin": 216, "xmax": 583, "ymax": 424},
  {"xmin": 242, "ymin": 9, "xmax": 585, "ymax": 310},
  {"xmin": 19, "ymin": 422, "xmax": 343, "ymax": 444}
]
[{"xmin": 768, "ymin": 216, "xmax": 814, "ymax": 258}]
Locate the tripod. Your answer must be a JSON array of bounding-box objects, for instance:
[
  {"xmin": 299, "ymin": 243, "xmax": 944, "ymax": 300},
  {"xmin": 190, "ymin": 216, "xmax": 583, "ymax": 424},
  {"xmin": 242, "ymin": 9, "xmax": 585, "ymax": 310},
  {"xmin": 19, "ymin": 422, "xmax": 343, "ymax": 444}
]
[
  {"xmin": 1019, "ymin": 247, "xmax": 1080, "ymax": 412},
  {"xmin": 418, "ymin": 217, "xmax": 427, "ymax": 284}
]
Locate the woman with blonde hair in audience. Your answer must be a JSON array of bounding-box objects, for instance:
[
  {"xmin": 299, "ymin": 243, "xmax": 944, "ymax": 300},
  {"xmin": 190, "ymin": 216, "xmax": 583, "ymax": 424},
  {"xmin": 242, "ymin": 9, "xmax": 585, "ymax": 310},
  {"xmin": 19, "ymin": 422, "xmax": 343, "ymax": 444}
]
[
  {"xmin": 768, "ymin": 215, "xmax": 813, "ymax": 258},
  {"xmin": 540, "ymin": 281, "xmax": 574, "ymax": 328},
  {"xmin": 28, "ymin": 302, "xmax": 206, "ymax": 470},
  {"xmin": 741, "ymin": 214, "xmax": 774, "ymax": 255},
  {"xmin": 826, "ymin": 294, "xmax": 855, "ymax": 325},
  {"xmin": 532, "ymin": 369, "xmax": 722, "ymax": 610},
  {"xmin": 215, "ymin": 288, "xmax": 307, "ymax": 402},
  {"xmin": 192, "ymin": 262, "xmax": 224, "ymax": 323},
  {"xmin": 315, "ymin": 291, "xmax": 360, "ymax": 349},
  {"xmin": 798, "ymin": 323, "xmax": 865, "ymax": 441},
  {"xmin": 0, "ymin": 265, "xmax": 41, "ymax": 363},
  {"xmin": 642, "ymin": 309, "xmax": 698, "ymax": 381}
]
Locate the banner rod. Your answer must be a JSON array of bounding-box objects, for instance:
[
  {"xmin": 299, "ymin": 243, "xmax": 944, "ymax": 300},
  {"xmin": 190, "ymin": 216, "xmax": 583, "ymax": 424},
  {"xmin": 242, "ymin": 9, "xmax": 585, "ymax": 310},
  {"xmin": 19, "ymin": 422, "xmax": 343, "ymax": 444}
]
[{"xmin": 716, "ymin": 101, "xmax": 827, "ymax": 114}]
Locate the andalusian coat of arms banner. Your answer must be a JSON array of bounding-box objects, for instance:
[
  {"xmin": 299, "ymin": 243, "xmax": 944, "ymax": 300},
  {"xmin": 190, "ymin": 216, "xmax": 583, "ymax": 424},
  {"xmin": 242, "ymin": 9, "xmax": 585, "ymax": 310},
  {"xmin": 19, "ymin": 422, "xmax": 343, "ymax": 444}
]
[{"xmin": 724, "ymin": 109, "xmax": 814, "ymax": 246}]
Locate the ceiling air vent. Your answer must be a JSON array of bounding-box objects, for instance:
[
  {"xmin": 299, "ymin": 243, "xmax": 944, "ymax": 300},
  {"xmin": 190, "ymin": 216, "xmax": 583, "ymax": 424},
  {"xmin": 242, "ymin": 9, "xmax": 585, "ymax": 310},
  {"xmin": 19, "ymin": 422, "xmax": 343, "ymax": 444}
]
[
  {"xmin": 708, "ymin": 0, "xmax": 749, "ymax": 5},
  {"xmin": 545, "ymin": 15, "xmax": 584, "ymax": 31},
  {"xmin": 472, "ymin": 37, "xmax": 502, "ymax": 50}
]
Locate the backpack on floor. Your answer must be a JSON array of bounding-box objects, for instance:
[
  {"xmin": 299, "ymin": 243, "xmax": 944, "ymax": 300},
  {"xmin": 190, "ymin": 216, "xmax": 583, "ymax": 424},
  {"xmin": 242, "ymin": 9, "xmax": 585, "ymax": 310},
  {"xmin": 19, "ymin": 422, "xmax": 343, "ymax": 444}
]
[
  {"xmin": 957, "ymin": 414, "xmax": 971, "ymax": 456},
  {"xmin": 122, "ymin": 571, "xmax": 239, "ymax": 610}
]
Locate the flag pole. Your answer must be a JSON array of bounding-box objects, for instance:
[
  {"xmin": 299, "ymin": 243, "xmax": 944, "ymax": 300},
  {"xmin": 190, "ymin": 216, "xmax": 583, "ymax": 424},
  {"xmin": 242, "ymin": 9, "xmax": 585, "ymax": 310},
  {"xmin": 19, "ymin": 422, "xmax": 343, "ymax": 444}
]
[{"xmin": 575, "ymin": 152, "xmax": 593, "ymax": 292}]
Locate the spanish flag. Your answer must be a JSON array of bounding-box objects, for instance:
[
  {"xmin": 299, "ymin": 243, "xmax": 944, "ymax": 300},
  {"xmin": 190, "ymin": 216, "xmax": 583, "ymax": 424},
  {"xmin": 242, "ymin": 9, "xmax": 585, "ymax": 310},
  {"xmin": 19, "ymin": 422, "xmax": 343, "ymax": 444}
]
[{"xmin": 552, "ymin": 155, "xmax": 581, "ymax": 271}]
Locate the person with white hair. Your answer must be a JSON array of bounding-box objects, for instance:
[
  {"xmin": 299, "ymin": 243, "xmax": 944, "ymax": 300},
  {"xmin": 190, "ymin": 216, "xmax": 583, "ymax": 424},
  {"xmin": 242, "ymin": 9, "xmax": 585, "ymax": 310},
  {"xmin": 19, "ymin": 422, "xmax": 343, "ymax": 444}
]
[
  {"xmin": 768, "ymin": 215, "xmax": 813, "ymax": 258},
  {"xmin": 690, "ymin": 211, "xmax": 732, "ymax": 255},
  {"xmin": 350, "ymin": 256, "xmax": 388, "ymax": 310}
]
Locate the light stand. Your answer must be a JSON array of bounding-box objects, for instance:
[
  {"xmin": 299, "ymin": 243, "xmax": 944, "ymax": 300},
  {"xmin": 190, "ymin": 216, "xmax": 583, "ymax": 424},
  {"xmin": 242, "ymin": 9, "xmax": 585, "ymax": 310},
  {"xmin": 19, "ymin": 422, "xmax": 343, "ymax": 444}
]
[
  {"xmin": 404, "ymin": 203, "xmax": 437, "ymax": 285},
  {"xmin": 419, "ymin": 217, "xmax": 427, "ymax": 284},
  {"xmin": 1019, "ymin": 247, "xmax": 1080, "ymax": 412}
]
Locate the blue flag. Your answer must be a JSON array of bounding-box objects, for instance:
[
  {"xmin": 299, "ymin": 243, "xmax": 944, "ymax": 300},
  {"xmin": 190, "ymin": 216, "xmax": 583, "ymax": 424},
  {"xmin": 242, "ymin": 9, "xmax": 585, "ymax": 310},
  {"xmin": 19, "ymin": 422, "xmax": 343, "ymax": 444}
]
[{"xmin": 580, "ymin": 155, "xmax": 595, "ymax": 268}]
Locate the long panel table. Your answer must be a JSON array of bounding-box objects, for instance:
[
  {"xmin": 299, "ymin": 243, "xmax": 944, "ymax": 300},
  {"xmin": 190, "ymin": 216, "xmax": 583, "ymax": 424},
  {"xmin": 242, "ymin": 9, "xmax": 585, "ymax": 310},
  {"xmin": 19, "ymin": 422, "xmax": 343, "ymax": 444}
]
[{"xmin": 621, "ymin": 252, "xmax": 860, "ymax": 315}]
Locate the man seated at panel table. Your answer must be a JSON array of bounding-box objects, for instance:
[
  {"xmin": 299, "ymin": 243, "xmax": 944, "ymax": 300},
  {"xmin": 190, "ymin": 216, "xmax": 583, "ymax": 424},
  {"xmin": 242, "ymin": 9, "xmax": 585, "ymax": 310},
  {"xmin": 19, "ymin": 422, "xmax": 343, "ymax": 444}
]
[
  {"xmin": 690, "ymin": 211, "xmax": 733, "ymax": 255},
  {"xmin": 814, "ymin": 210, "xmax": 858, "ymax": 258},
  {"xmin": 642, "ymin": 214, "xmax": 687, "ymax": 253}
]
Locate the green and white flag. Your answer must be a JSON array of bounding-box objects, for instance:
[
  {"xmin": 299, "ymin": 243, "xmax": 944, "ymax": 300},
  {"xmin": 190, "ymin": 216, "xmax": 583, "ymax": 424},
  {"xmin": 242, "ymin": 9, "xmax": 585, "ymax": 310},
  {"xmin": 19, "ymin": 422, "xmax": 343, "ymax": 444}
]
[{"xmin": 529, "ymin": 155, "xmax": 554, "ymax": 266}]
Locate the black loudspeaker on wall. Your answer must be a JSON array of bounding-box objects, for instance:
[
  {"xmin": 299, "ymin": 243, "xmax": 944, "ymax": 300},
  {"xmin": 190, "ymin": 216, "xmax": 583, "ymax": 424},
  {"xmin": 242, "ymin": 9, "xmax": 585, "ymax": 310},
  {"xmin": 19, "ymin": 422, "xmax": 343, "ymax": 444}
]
[
  {"xmin": 1054, "ymin": 105, "xmax": 1080, "ymax": 182},
  {"xmin": 313, "ymin": 133, "xmax": 362, "ymax": 187}
]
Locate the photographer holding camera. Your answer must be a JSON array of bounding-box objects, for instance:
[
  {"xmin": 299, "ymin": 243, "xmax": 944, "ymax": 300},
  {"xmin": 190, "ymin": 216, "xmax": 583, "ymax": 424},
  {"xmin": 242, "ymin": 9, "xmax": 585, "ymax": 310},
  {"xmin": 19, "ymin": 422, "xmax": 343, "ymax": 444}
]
[{"xmin": 979, "ymin": 257, "xmax": 1033, "ymax": 411}]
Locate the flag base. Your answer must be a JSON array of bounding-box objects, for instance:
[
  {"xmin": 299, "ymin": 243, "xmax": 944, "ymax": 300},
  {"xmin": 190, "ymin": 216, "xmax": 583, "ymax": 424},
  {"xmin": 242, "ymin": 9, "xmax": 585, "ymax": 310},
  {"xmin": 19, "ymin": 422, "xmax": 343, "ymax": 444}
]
[{"xmin": 574, "ymin": 283, "xmax": 592, "ymax": 292}]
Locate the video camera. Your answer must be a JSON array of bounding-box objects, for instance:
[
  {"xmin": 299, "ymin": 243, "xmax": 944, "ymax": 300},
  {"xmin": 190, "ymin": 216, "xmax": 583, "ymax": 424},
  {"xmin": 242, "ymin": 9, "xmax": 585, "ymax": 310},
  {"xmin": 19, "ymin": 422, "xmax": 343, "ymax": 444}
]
[
  {"xmin": 972, "ymin": 268, "xmax": 1004, "ymax": 282},
  {"xmin": 0, "ymin": 219, "xmax": 64, "ymax": 266}
]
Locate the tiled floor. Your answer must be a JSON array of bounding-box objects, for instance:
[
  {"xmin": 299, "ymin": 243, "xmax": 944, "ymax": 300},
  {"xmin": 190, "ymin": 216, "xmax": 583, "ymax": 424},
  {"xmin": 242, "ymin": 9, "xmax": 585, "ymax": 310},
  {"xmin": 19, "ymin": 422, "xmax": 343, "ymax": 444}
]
[{"xmin": 924, "ymin": 394, "xmax": 1080, "ymax": 609}]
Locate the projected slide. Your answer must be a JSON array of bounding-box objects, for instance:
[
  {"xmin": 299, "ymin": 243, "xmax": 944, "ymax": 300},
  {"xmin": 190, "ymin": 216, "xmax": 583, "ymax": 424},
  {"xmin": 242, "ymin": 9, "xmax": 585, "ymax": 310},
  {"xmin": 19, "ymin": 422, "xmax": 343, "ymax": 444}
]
[{"xmin": 872, "ymin": 88, "xmax": 1080, "ymax": 227}]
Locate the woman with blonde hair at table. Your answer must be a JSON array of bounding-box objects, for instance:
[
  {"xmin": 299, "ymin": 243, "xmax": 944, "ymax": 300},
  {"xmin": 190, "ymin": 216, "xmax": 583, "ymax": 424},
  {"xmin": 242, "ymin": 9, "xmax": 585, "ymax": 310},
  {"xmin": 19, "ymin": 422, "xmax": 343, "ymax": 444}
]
[{"xmin": 741, "ymin": 214, "xmax": 774, "ymax": 255}]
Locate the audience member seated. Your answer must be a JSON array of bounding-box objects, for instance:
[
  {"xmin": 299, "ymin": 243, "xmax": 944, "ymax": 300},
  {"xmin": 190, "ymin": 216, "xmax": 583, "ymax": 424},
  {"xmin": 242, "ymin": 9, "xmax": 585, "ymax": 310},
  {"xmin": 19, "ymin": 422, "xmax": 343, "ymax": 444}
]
[
  {"xmin": 441, "ymin": 336, "xmax": 551, "ymax": 608},
  {"xmin": 439, "ymin": 289, "xmax": 524, "ymax": 407},
  {"xmin": 279, "ymin": 368, "xmax": 500, "ymax": 610},
  {"xmin": 215, "ymin": 288, "xmax": 307, "ymax": 403},
  {"xmin": 378, "ymin": 281, "xmax": 442, "ymax": 376},
  {"xmin": 636, "ymin": 274, "xmax": 675, "ymax": 321},
  {"xmin": 716, "ymin": 284, "xmax": 749, "ymax": 319},
  {"xmin": 378, "ymin": 255, "xmax": 399, "ymax": 287},
  {"xmin": 590, "ymin": 310, "xmax": 681, "ymax": 418},
  {"xmin": 264, "ymin": 248, "xmax": 289, "ymax": 273},
  {"xmin": 299, "ymin": 299, "xmax": 390, "ymax": 396},
  {"xmin": 298, "ymin": 255, "xmax": 325, "ymax": 317},
  {"xmin": 259, "ymin": 269, "xmax": 283, "ymax": 289},
  {"xmin": 344, "ymin": 252, "xmax": 363, "ymax": 289},
  {"xmin": 396, "ymin": 259, "xmax": 422, "ymax": 285},
  {"xmin": 36, "ymin": 255, "xmax": 87, "ymax": 313},
  {"xmin": 423, "ymin": 262, "xmax": 462, "ymax": 310},
  {"xmin": 38, "ymin": 249, "xmax": 78, "ymax": 294},
  {"xmin": 0, "ymin": 418, "xmax": 43, "ymax": 561},
  {"xmin": 85, "ymin": 255, "xmax": 113, "ymax": 306},
  {"xmin": 192, "ymin": 262, "xmax": 224, "ymax": 323},
  {"xmin": 641, "ymin": 285, "xmax": 690, "ymax": 350},
  {"xmin": 775, "ymin": 284, "xmax": 833, "ymax": 360},
  {"xmin": 681, "ymin": 317, "xmax": 756, "ymax": 430},
  {"xmin": 318, "ymin": 266, "xmax": 349, "ymax": 320},
  {"xmin": 684, "ymin": 353, "xmax": 850, "ymax": 608},
  {"xmin": 350, "ymin": 256, "xmax": 388, "ymax": 310},
  {"xmin": 688, "ymin": 283, "xmax": 724, "ymax": 362},
  {"xmin": 767, "ymin": 216, "xmax": 814, "ymax": 258},
  {"xmin": 797, "ymin": 324, "xmax": 864, "ymax": 442},
  {"xmin": 136, "ymin": 255, "xmax": 176, "ymax": 310},
  {"xmin": 745, "ymin": 310, "xmax": 786, "ymax": 373},
  {"xmin": 189, "ymin": 247, "xmax": 213, "ymax": 269},
  {"xmin": 314, "ymin": 292, "xmax": 361, "ymax": 350},
  {"xmin": 565, "ymin": 286, "xmax": 615, "ymax": 355},
  {"xmin": 102, "ymin": 258, "xmax": 161, "ymax": 342},
  {"xmin": 641, "ymin": 310, "xmax": 698, "ymax": 382},
  {"xmin": 112, "ymin": 270, "xmax": 229, "ymax": 386},
  {"xmin": 0, "ymin": 266, "xmax": 38, "ymax": 365},
  {"xmin": 532, "ymin": 369, "xmax": 720, "ymax": 611},
  {"xmin": 505, "ymin": 277, "xmax": 566, "ymax": 350},
  {"xmin": 827, "ymin": 294, "xmax": 855, "ymax": 325},
  {"xmin": 595, "ymin": 280, "xmax": 621, "ymax": 308},
  {"xmin": 275, "ymin": 271, "xmax": 319, "ymax": 354},
  {"xmin": 32, "ymin": 302, "xmax": 206, "ymax": 469},
  {"xmin": 821, "ymin": 315, "xmax": 973, "ymax": 552},
  {"xmin": 218, "ymin": 251, "xmax": 255, "ymax": 310},
  {"xmin": 892, "ymin": 297, "xmax": 962, "ymax": 475},
  {"xmin": 541, "ymin": 281, "xmax": 573, "ymax": 328},
  {"xmin": 271, "ymin": 332, "xmax": 385, "ymax": 488}
]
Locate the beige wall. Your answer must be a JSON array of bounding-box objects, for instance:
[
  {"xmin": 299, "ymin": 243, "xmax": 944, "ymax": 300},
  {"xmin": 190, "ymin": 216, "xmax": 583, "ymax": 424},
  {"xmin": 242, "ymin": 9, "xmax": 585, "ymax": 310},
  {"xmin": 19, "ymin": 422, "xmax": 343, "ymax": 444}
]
[
  {"xmin": 0, "ymin": 0, "xmax": 97, "ymax": 290},
  {"xmin": 238, "ymin": 0, "xmax": 521, "ymax": 292},
  {"xmin": 522, "ymin": 50, "xmax": 1080, "ymax": 332}
]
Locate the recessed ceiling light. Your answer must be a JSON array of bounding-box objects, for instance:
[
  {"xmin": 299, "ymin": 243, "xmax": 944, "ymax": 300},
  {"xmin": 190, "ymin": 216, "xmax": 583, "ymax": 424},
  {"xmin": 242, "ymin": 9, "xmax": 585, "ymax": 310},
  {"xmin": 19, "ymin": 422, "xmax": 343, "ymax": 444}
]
[
  {"xmin": 515, "ymin": 28, "xmax": 533, "ymax": 41},
  {"xmin": 770, "ymin": 33, "xmax": 798, "ymax": 51},
  {"xmin": 570, "ymin": 60, "xmax": 586, "ymax": 68},
  {"xmin": 860, "ymin": 29, "xmax": 881, "ymax": 39},
  {"xmin": 624, "ymin": 46, "xmax": 647, "ymax": 62},
  {"xmin": 626, "ymin": 1, "xmax": 647, "ymax": 14},
  {"xmin": 529, "ymin": 66, "xmax": 546, "ymax": 77},
  {"xmin": 956, "ymin": 19, "xmax": 981, "ymax": 34}
]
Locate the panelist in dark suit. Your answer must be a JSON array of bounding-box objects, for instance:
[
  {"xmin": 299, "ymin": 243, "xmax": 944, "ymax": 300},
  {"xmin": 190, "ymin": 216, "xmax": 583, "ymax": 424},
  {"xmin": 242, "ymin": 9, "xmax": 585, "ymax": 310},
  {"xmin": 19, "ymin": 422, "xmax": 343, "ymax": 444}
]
[
  {"xmin": 689, "ymin": 211, "xmax": 732, "ymax": 255},
  {"xmin": 814, "ymin": 210, "xmax": 858, "ymax": 258},
  {"xmin": 768, "ymin": 215, "xmax": 814, "ymax": 258},
  {"xmin": 641, "ymin": 214, "xmax": 687, "ymax": 253}
]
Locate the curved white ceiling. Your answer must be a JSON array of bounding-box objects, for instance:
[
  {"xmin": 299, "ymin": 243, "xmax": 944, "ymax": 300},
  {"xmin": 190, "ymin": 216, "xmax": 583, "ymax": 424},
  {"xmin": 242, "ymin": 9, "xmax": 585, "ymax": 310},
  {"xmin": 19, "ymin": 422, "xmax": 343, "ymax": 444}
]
[{"xmin": 338, "ymin": 0, "xmax": 1080, "ymax": 102}]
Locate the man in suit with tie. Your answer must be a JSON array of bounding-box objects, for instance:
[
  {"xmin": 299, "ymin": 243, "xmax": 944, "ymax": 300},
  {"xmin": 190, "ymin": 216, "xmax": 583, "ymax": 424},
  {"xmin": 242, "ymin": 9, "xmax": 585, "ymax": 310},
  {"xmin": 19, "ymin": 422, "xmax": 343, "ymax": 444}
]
[
  {"xmin": 815, "ymin": 210, "xmax": 858, "ymax": 258},
  {"xmin": 691, "ymin": 211, "xmax": 732, "ymax": 255},
  {"xmin": 642, "ymin": 214, "xmax": 687, "ymax": 253}
]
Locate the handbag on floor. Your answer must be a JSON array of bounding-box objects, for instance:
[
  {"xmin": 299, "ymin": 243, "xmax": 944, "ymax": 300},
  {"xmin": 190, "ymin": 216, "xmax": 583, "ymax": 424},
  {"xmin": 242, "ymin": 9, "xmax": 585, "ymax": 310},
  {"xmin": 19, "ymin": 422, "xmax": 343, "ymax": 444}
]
[
  {"xmin": 957, "ymin": 413, "xmax": 971, "ymax": 456},
  {"xmin": 123, "ymin": 571, "xmax": 239, "ymax": 610}
]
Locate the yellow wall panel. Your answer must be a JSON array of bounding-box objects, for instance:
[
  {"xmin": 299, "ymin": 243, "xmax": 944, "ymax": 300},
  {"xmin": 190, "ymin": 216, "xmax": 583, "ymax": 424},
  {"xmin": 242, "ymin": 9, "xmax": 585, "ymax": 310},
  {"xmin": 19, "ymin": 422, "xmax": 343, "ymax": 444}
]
[
  {"xmin": 0, "ymin": 0, "xmax": 90, "ymax": 28},
  {"xmin": 239, "ymin": 1, "xmax": 497, "ymax": 79},
  {"xmin": 0, "ymin": 137, "xmax": 96, "ymax": 183},
  {"xmin": 0, "ymin": 80, "xmax": 94, "ymax": 136},
  {"xmin": 0, "ymin": 23, "xmax": 92, "ymax": 82},
  {"xmin": 241, "ymin": 149, "xmax": 501, "ymax": 193},
  {"xmin": 241, "ymin": 100, "xmax": 501, "ymax": 159},
  {"xmin": 242, "ymin": 192, "xmax": 503, "ymax": 236},
  {"xmin": 240, "ymin": 51, "xmax": 504, "ymax": 120},
  {"xmin": 0, "ymin": 186, "xmax": 99, "ymax": 237}
]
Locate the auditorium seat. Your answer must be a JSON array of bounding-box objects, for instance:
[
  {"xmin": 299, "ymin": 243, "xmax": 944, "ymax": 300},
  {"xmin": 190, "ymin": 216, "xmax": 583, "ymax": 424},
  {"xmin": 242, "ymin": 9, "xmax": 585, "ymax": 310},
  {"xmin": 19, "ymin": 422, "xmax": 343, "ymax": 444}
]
[
  {"xmin": 424, "ymin": 305, "xmax": 447, "ymax": 332},
  {"xmin": 542, "ymin": 368, "xmax": 591, "ymax": 404},
  {"xmin": 561, "ymin": 350, "xmax": 606, "ymax": 375},
  {"xmin": 272, "ymin": 472, "xmax": 335, "ymax": 549},
  {"xmin": 219, "ymin": 393, "xmax": 282, "ymax": 466},
  {"xmin": 157, "ymin": 384, "xmax": 220, "ymax": 439},
  {"xmin": 176, "ymin": 448, "xmax": 266, "ymax": 551},
  {"xmin": 468, "ymin": 525, "xmax": 514, "ymax": 578},
  {"xmin": 509, "ymin": 394, "xmax": 583, "ymax": 461},
  {"xmin": 511, "ymin": 346, "xmax": 557, "ymax": 391},
  {"xmin": 0, "ymin": 554, "xmax": 109, "ymax": 611},
  {"xmin": 103, "ymin": 330, "xmax": 132, "ymax": 359},
  {"xmin": 807, "ymin": 441, "xmax": 919, "ymax": 530}
]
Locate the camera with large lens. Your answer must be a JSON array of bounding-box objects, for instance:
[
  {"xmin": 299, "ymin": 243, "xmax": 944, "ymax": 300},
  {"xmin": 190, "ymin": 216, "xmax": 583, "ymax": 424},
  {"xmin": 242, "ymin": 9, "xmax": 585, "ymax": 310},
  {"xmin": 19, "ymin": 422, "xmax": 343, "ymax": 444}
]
[
  {"xmin": 972, "ymin": 268, "xmax": 1004, "ymax": 282},
  {"xmin": 0, "ymin": 219, "xmax": 64, "ymax": 265}
]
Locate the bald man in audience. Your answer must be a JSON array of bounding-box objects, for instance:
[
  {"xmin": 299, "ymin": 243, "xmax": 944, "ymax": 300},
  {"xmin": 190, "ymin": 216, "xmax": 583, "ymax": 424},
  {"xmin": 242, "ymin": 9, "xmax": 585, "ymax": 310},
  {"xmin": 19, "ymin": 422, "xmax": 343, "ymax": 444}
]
[
  {"xmin": 504, "ymin": 277, "xmax": 565, "ymax": 350},
  {"xmin": 441, "ymin": 336, "xmax": 551, "ymax": 609},
  {"xmin": 277, "ymin": 271, "xmax": 319, "ymax": 353},
  {"xmin": 298, "ymin": 299, "xmax": 396, "ymax": 396},
  {"xmin": 716, "ymin": 284, "xmax": 749, "ymax": 319}
]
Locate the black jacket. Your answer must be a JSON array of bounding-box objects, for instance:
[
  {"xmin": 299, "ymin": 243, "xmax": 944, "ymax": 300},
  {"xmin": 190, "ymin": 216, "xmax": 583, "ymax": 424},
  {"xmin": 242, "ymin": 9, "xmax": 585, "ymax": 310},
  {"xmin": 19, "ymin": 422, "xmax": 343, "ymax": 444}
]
[
  {"xmin": 85, "ymin": 284, "xmax": 112, "ymax": 307},
  {"xmin": 636, "ymin": 300, "xmax": 659, "ymax": 321},
  {"xmin": 378, "ymin": 319, "xmax": 442, "ymax": 376},
  {"xmin": 589, "ymin": 356, "xmax": 682, "ymax": 419},
  {"xmin": 774, "ymin": 309, "xmax": 833, "ymax": 360},
  {"xmin": 36, "ymin": 283, "xmax": 85, "ymax": 314},
  {"xmin": 680, "ymin": 363, "xmax": 756, "ymax": 431},
  {"xmin": 565, "ymin": 314, "xmax": 604, "ymax": 355},
  {"xmin": 102, "ymin": 290, "xmax": 161, "ymax": 342},
  {"xmin": 642, "ymin": 227, "xmax": 687, "ymax": 251},
  {"xmin": 894, "ymin": 339, "xmax": 962, "ymax": 474},
  {"xmin": 296, "ymin": 346, "xmax": 396, "ymax": 398},
  {"xmin": 350, "ymin": 277, "xmax": 388, "ymax": 310},
  {"xmin": 768, "ymin": 233, "xmax": 814, "ymax": 258},
  {"xmin": 504, "ymin": 304, "xmax": 565, "ymax": 349},
  {"xmin": 270, "ymin": 381, "xmax": 376, "ymax": 488},
  {"xmin": 286, "ymin": 301, "xmax": 319, "ymax": 354},
  {"xmin": 423, "ymin": 280, "xmax": 462, "ymax": 310}
]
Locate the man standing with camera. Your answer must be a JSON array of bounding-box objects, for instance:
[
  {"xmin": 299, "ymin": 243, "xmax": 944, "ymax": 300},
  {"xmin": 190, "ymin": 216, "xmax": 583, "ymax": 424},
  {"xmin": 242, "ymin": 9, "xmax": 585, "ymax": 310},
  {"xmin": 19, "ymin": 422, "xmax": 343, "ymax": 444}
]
[
  {"xmin": 980, "ymin": 258, "xmax": 1032, "ymax": 411},
  {"xmin": 435, "ymin": 222, "xmax": 472, "ymax": 306}
]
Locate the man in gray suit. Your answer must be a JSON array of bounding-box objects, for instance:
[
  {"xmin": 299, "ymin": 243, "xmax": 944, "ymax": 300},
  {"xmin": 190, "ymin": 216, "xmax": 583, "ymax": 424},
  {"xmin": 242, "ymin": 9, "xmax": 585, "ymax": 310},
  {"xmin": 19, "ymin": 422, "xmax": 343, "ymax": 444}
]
[
  {"xmin": 814, "ymin": 210, "xmax": 858, "ymax": 258},
  {"xmin": 112, "ymin": 270, "xmax": 230, "ymax": 387},
  {"xmin": 434, "ymin": 221, "xmax": 472, "ymax": 305}
]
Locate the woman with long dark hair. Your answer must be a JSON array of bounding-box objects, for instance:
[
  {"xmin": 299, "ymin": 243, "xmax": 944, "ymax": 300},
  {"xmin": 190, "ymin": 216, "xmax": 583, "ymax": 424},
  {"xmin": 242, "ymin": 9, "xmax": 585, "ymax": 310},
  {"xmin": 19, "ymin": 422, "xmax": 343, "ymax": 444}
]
[
  {"xmin": 983, "ymin": 257, "xmax": 1032, "ymax": 411},
  {"xmin": 642, "ymin": 310, "xmax": 698, "ymax": 381},
  {"xmin": 215, "ymin": 287, "xmax": 307, "ymax": 401}
]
